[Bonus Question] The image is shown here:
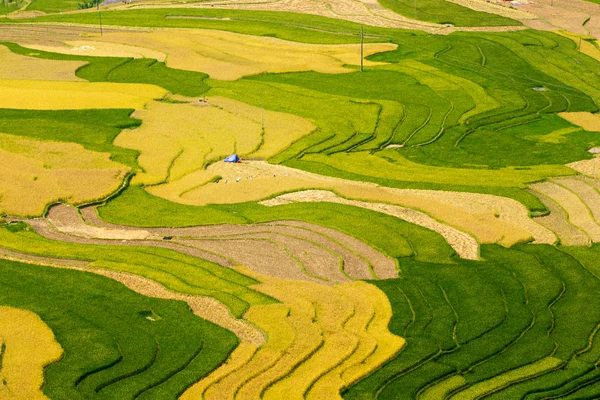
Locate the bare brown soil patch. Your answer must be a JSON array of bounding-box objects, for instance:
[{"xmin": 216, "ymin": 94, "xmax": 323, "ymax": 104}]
[
  {"xmin": 81, "ymin": 207, "xmax": 395, "ymax": 280},
  {"xmin": 0, "ymin": 24, "xmax": 141, "ymax": 46},
  {"xmin": 277, "ymin": 220, "xmax": 398, "ymax": 279}
]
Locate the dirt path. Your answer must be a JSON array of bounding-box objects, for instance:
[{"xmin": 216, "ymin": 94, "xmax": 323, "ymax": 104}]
[{"xmin": 0, "ymin": 247, "xmax": 265, "ymax": 345}]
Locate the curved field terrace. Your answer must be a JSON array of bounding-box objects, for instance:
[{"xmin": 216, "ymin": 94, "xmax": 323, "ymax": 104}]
[{"xmin": 1, "ymin": 2, "xmax": 600, "ymax": 399}]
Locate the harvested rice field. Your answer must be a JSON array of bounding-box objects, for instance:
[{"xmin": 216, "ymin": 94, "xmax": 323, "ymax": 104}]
[{"xmin": 3, "ymin": 4, "xmax": 600, "ymax": 400}]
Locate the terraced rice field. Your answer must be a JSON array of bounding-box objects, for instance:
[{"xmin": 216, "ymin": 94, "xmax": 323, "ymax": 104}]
[
  {"xmin": 0, "ymin": 134, "xmax": 129, "ymax": 217},
  {"xmin": 0, "ymin": 79, "xmax": 166, "ymax": 110},
  {"xmin": 166, "ymin": 160, "xmax": 554, "ymax": 248},
  {"xmin": 0, "ymin": 44, "xmax": 85, "ymax": 81},
  {"xmin": 530, "ymin": 176, "xmax": 600, "ymax": 244},
  {"xmin": 34, "ymin": 29, "xmax": 398, "ymax": 80},
  {"xmin": 2, "ymin": 4, "xmax": 600, "ymax": 400},
  {"xmin": 116, "ymin": 99, "xmax": 315, "ymax": 188},
  {"xmin": 0, "ymin": 307, "xmax": 63, "ymax": 400}
]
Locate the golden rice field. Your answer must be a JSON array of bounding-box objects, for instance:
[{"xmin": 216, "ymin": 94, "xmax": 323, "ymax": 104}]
[
  {"xmin": 0, "ymin": 134, "xmax": 129, "ymax": 217},
  {"xmin": 116, "ymin": 98, "xmax": 314, "ymax": 187},
  {"xmin": 559, "ymin": 111, "xmax": 600, "ymax": 132},
  {"xmin": 0, "ymin": 306, "xmax": 63, "ymax": 400},
  {"xmin": 78, "ymin": 29, "xmax": 398, "ymax": 80},
  {"xmin": 182, "ymin": 268, "xmax": 405, "ymax": 400},
  {"xmin": 0, "ymin": 45, "xmax": 85, "ymax": 81},
  {"xmin": 0, "ymin": 79, "xmax": 167, "ymax": 110}
]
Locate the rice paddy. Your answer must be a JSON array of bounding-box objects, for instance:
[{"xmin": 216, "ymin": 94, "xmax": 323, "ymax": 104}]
[
  {"xmin": 0, "ymin": 44, "xmax": 84, "ymax": 81},
  {"xmin": 2, "ymin": 4, "xmax": 600, "ymax": 399},
  {"xmin": 72, "ymin": 29, "xmax": 398, "ymax": 80},
  {"xmin": 184, "ymin": 269, "xmax": 405, "ymax": 400},
  {"xmin": 0, "ymin": 133, "xmax": 129, "ymax": 217},
  {"xmin": 0, "ymin": 79, "xmax": 167, "ymax": 110},
  {"xmin": 116, "ymin": 98, "xmax": 314, "ymax": 188},
  {"xmin": 0, "ymin": 307, "xmax": 63, "ymax": 400}
]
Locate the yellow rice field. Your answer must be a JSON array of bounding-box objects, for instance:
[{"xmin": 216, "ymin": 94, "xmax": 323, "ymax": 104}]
[
  {"xmin": 0, "ymin": 79, "xmax": 167, "ymax": 110},
  {"xmin": 0, "ymin": 306, "xmax": 63, "ymax": 400},
  {"xmin": 116, "ymin": 99, "xmax": 314, "ymax": 186},
  {"xmin": 181, "ymin": 268, "xmax": 404, "ymax": 400},
  {"xmin": 0, "ymin": 45, "xmax": 85, "ymax": 81},
  {"xmin": 559, "ymin": 112, "xmax": 600, "ymax": 132},
  {"xmin": 0, "ymin": 134, "xmax": 129, "ymax": 217},
  {"xmin": 83, "ymin": 28, "xmax": 397, "ymax": 80}
]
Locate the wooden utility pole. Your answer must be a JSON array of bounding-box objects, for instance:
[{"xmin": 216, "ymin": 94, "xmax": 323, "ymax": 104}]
[
  {"xmin": 97, "ymin": 1, "xmax": 103, "ymax": 36},
  {"xmin": 260, "ymin": 101, "xmax": 264, "ymax": 130},
  {"xmin": 360, "ymin": 26, "xmax": 364, "ymax": 72}
]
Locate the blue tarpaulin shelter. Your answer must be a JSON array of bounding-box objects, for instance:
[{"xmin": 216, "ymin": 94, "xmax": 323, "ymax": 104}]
[{"xmin": 224, "ymin": 154, "xmax": 240, "ymax": 163}]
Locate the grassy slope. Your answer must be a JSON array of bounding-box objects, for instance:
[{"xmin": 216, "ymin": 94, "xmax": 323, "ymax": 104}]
[
  {"xmin": 0, "ymin": 257, "xmax": 238, "ymax": 400},
  {"xmin": 377, "ymin": 0, "xmax": 520, "ymax": 27}
]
